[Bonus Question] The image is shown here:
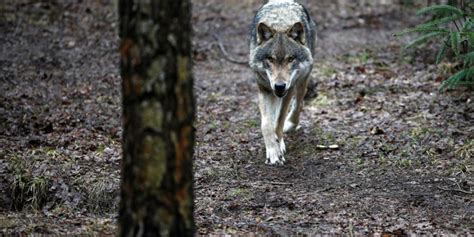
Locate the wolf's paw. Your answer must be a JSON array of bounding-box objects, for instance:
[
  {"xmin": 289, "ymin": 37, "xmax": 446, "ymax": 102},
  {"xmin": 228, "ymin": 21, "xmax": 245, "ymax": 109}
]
[
  {"xmin": 265, "ymin": 149, "xmax": 285, "ymax": 165},
  {"xmin": 280, "ymin": 138, "xmax": 286, "ymax": 154},
  {"xmin": 265, "ymin": 139, "xmax": 286, "ymax": 165},
  {"xmin": 283, "ymin": 121, "xmax": 298, "ymax": 133}
]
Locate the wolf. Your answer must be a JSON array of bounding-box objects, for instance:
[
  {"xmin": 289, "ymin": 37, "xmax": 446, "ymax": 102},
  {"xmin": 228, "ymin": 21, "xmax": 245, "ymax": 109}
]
[{"xmin": 249, "ymin": 0, "xmax": 316, "ymax": 165}]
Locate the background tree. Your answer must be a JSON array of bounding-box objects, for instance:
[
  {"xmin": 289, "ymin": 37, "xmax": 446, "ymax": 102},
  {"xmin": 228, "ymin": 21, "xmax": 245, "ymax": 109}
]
[{"xmin": 118, "ymin": 0, "xmax": 195, "ymax": 236}]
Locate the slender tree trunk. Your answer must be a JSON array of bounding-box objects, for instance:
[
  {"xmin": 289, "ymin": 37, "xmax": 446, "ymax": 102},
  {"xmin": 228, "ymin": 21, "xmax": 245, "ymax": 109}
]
[{"xmin": 118, "ymin": 0, "xmax": 194, "ymax": 236}]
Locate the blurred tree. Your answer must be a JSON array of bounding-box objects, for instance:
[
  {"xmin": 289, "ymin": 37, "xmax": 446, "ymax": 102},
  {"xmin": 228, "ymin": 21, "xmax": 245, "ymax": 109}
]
[{"xmin": 118, "ymin": 0, "xmax": 195, "ymax": 236}]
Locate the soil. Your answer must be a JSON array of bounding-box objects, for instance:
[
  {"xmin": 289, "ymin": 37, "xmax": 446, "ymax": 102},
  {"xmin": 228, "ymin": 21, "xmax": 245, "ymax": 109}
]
[{"xmin": 1, "ymin": 0, "xmax": 473, "ymax": 235}]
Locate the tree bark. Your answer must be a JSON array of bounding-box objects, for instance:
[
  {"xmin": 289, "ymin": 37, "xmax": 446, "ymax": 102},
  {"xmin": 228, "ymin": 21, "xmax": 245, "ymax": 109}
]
[{"xmin": 118, "ymin": 0, "xmax": 194, "ymax": 236}]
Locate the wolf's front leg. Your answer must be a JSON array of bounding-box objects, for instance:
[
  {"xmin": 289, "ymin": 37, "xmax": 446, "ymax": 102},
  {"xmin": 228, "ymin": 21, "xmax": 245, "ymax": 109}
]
[
  {"xmin": 284, "ymin": 77, "xmax": 310, "ymax": 133},
  {"xmin": 258, "ymin": 88, "xmax": 293, "ymax": 165}
]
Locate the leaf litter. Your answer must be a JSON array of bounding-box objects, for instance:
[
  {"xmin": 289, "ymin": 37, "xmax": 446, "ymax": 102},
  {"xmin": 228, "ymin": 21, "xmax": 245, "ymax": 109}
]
[{"xmin": 0, "ymin": 0, "xmax": 473, "ymax": 235}]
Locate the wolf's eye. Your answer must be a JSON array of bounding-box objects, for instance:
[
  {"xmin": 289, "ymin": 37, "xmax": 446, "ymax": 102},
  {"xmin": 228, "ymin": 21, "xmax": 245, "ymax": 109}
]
[
  {"xmin": 288, "ymin": 56, "xmax": 295, "ymax": 63},
  {"xmin": 267, "ymin": 57, "xmax": 275, "ymax": 63}
]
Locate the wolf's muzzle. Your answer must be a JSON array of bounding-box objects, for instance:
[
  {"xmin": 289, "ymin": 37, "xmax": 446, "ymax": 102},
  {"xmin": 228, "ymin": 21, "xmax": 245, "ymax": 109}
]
[{"xmin": 274, "ymin": 83, "xmax": 287, "ymax": 97}]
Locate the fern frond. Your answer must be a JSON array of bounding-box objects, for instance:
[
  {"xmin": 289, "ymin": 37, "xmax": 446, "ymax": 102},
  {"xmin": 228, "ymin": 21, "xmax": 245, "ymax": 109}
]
[
  {"xmin": 462, "ymin": 51, "xmax": 474, "ymax": 66},
  {"xmin": 395, "ymin": 27, "xmax": 449, "ymax": 36},
  {"xmin": 418, "ymin": 15, "xmax": 464, "ymax": 28},
  {"xmin": 466, "ymin": 66, "xmax": 474, "ymax": 79},
  {"xmin": 416, "ymin": 4, "xmax": 463, "ymax": 16},
  {"xmin": 436, "ymin": 43, "xmax": 448, "ymax": 64},
  {"xmin": 440, "ymin": 68, "xmax": 467, "ymax": 90},
  {"xmin": 395, "ymin": 15, "xmax": 462, "ymax": 37},
  {"xmin": 405, "ymin": 32, "xmax": 446, "ymax": 49},
  {"xmin": 450, "ymin": 31, "xmax": 461, "ymax": 55},
  {"xmin": 466, "ymin": 32, "xmax": 474, "ymax": 49}
]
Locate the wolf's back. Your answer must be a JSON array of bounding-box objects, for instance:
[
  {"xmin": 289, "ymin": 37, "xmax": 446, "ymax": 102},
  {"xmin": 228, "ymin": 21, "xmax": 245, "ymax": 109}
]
[
  {"xmin": 249, "ymin": 0, "xmax": 316, "ymax": 55},
  {"xmin": 267, "ymin": 0, "xmax": 295, "ymax": 3}
]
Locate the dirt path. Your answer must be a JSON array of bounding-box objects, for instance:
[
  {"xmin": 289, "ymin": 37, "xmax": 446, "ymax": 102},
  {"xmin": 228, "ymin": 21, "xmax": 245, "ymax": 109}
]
[
  {"xmin": 193, "ymin": 1, "xmax": 473, "ymax": 235},
  {"xmin": 1, "ymin": 0, "xmax": 473, "ymax": 235}
]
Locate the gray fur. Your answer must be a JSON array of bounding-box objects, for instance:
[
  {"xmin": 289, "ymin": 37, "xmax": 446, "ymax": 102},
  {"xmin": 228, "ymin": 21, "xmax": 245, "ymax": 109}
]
[
  {"xmin": 248, "ymin": 0, "xmax": 317, "ymax": 165},
  {"xmin": 249, "ymin": 0, "xmax": 316, "ymax": 90},
  {"xmin": 249, "ymin": 0, "xmax": 316, "ymax": 58}
]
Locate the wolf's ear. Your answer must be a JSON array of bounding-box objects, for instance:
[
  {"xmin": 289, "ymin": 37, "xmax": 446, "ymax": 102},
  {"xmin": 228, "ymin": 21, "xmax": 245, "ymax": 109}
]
[
  {"xmin": 288, "ymin": 22, "xmax": 306, "ymax": 45},
  {"xmin": 257, "ymin": 23, "xmax": 274, "ymax": 45}
]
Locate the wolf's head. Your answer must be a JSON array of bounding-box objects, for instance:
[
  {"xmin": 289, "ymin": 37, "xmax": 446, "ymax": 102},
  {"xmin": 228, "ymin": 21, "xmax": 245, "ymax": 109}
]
[{"xmin": 250, "ymin": 22, "xmax": 313, "ymax": 97}]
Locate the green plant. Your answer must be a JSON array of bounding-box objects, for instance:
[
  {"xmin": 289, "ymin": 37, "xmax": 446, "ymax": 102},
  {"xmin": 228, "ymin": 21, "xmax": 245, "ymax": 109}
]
[
  {"xmin": 83, "ymin": 176, "xmax": 119, "ymax": 214},
  {"xmin": 10, "ymin": 155, "xmax": 50, "ymax": 210},
  {"xmin": 396, "ymin": 1, "xmax": 474, "ymax": 90}
]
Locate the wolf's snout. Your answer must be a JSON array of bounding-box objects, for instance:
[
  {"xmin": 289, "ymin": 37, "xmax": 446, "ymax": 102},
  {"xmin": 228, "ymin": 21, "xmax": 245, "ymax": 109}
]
[
  {"xmin": 274, "ymin": 83, "xmax": 287, "ymax": 97},
  {"xmin": 274, "ymin": 83, "xmax": 286, "ymax": 91}
]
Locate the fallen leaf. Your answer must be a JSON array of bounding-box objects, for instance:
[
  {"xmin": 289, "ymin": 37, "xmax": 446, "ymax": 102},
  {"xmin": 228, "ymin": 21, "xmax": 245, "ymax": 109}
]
[
  {"xmin": 370, "ymin": 126, "xmax": 384, "ymax": 135},
  {"xmin": 316, "ymin": 144, "xmax": 339, "ymax": 149}
]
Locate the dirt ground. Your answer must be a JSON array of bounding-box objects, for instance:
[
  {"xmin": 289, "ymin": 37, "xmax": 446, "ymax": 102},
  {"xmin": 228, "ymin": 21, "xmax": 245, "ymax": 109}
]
[{"xmin": 1, "ymin": 0, "xmax": 473, "ymax": 235}]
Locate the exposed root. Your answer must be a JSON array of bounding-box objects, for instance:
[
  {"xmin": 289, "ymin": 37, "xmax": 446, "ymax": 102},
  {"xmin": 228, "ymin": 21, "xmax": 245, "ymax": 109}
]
[{"xmin": 212, "ymin": 33, "xmax": 249, "ymax": 65}]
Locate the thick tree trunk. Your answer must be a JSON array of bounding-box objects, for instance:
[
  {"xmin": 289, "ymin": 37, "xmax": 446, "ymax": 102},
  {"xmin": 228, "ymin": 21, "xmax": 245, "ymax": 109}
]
[{"xmin": 118, "ymin": 0, "xmax": 194, "ymax": 236}]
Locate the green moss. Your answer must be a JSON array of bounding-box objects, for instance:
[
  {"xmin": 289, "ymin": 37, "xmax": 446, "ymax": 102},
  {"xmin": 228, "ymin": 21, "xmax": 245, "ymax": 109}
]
[
  {"xmin": 395, "ymin": 158, "xmax": 413, "ymax": 168},
  {"xmin": 142, "ymin": 135, "xmax": 167, "ymax": 189},
  {"xmin": 96, "ymin": 144, "xmax": 106, "ymax": 156},
  {"xmin": 244, "ymin": 119, "xmax": 259, "ymax": 128},
  {"xmin": 177, "ymin": 55, "xmax": 190, "ymax": 83},
  {"xmin": 227, "ymin": 187, "xmax": 251, "ymax": 201},
  {"xmin": 410, "ymin": 127, "xmax": 431, "ymax": 140},
  {"xmin": 455, "ymin": 139, "xmax": 473, "ymax": 159},
  {"xmin": 222, "ymin": 121, "xmax": 231, "ymax": 130},
  {"xmin": 319, "ymin": 64, "xmax": 338, "ymax": 77},
  {"xmin": 147, "ymin": 58, "xmax": 166, "ymax": 93},
  {"xmin": 140, "ymin": 101, "xmax": 163, "ymax": 130},
  {"xmin": 312, "ymin": 126, "xmax": 336, "ymax": 144},
  {"xmin": 84, "ymin": 176, "xmax": 119, "ymax": 213},
  {"xmin": 342, "ymin": 51, "xmax": 373, "ymax": 64},
  {"xmin": 209, "ymin": 121, "xmax": 218, "ymax": 130},
  {"xmin": 156, "ymin": 208, "xmax": 173, "ymax": 236},
  {"xmin": 309, "ymin": 93, "xmax": 330, "ymax": 107},
  {"xmin": 207, "ymin": 92, "xmax": 220, "ymax": 102},
  {"xmin": 346, "ymin": 135, "xmax": 366, "ymax": 149}
]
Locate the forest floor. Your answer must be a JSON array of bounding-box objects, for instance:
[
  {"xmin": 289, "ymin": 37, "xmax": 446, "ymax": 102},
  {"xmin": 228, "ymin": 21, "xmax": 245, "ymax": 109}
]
[{"xmin": 1, "ymin": 0, "xmax": 473, "ymax": 235}]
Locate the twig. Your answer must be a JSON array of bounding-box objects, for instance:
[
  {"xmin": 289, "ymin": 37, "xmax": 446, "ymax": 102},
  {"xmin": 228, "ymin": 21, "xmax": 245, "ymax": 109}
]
[
  {"xmin": 461, "ymin": 0, "xmax": 467, "ymax": 22},
  {"xmin": 453, "ymin": 14, "xmax": 461, "ymax": 32},
  {"xmin": 251, "ymin": 181, "xmax": 293, "ymax": 186},
  {"xmin": 459, "ymin": 0, "xmax": 469, "ymax": 54},
  {"xmin": 437, "ymin": 179, "xmax": 473, "ymax": 194},
  {"xmin": 437, "ymin": 186, "xmax": 473, "ymax": 194},
  {"xmin": 265, "ymin": 181, "xmax": 293, "ymax": 185},
  {"xmin": 212, "ymin": 33, "xmax": 249, "ymax": 65},
  {"xmin": 443, "ymin": 39, "xmax": 451, "ymax": 47}
]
